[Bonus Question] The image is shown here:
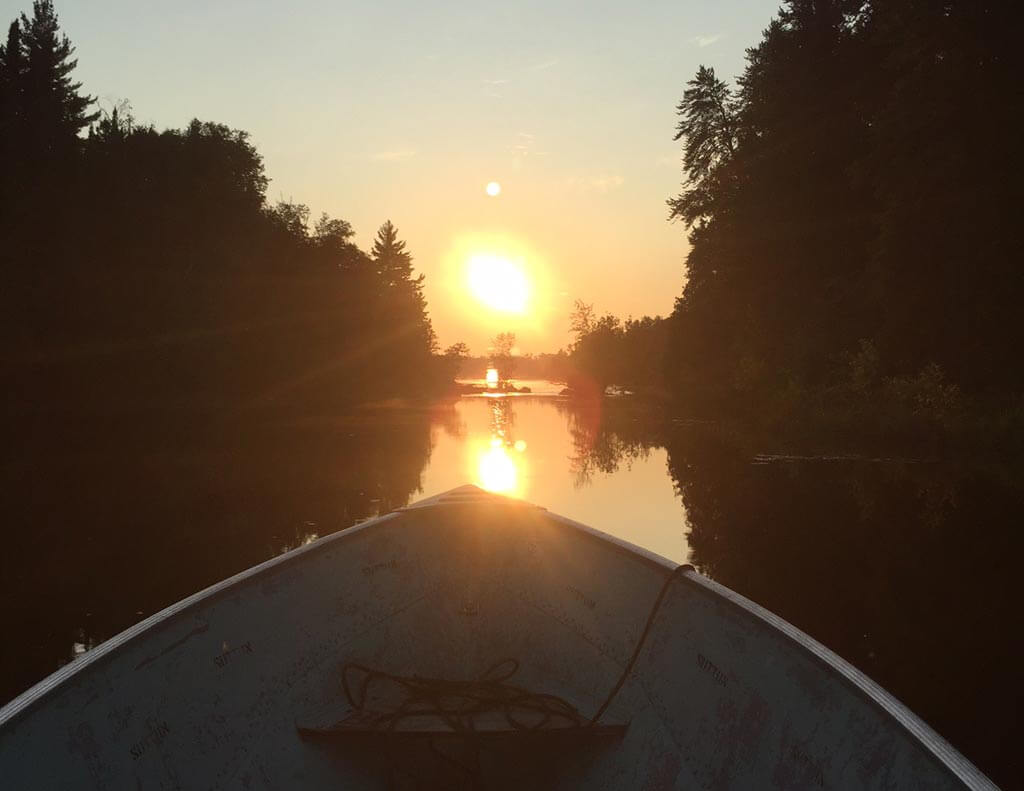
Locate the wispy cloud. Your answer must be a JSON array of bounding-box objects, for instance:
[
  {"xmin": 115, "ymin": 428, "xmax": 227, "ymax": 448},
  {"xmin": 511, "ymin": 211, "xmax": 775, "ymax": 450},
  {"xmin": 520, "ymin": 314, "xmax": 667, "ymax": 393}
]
[
  {"xmin": 590, "ymin": 174, "xmax": 625, "ymax": 193},
  {"xmin": 567, "ymin": 173, "xmax": 625, "ymax": 194},
  {"xmin": 509, "ymin": 132, "xmax": 547, "ymax": 170},
  {"xmin": 529, "ymin": 57, "xmax": 559, "ymax": 71},
  {"xmin": 481, "ymin": 78, "xmax": 509, "ymax": 98},
  {"xmin": 370, "ymin": 148, "xmax": 416, "ymax": 162},
  {"xmin": 690, "ymin": 33, "xmax": 723, "ymax": 48}
]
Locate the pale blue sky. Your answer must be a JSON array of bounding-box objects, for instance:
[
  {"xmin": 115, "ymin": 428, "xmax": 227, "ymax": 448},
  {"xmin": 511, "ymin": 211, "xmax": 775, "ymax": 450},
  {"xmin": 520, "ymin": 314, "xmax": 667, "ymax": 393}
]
[{"xmin": 4, "ymin": 0, "xmax": 781, "ymax": 351}]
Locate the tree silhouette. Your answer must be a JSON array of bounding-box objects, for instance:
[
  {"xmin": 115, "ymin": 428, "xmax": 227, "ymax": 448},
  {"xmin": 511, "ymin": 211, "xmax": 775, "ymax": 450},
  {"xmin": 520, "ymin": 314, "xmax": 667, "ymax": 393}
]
[
  {"xmin": 0, "ymin": 20, "xmax": 25, "ymax": 130},
  {"xmin": 0, "ymin": 1, "xmax": 456, "ymax": 416},
  {"xmin": 18, "ymin": 0, "xmax": 96, "ymax": 160},
  {"xmin": 313, "ymin": 213, "xmax": 354, "ymax": 252},
  {"xmin": 372, "ymin": 220, "xmax": 415, "ymax": 288},
  {"xmin": 489, "ymin": 332, "xmax": 516, "ymax": 385},
  {"xmin": 0, "ymin": 20, "xmax": 25, "ymax": 211},
  {"xmin": 567, "ymin": 302, "xmax": 668, "ymax": 396},
  {"xmin": 371, "ymin": 220, "xmax": 436, "ymax": 356},
  {"xmin": 444, "ymin": 342, "xmax": 469, "ymax": 358},
  {"xmin": 661, "ymin": 0, "xmax": 1024, "ymax": 419},
  {"xmin": 568, "ymin": 300, "xmax": 595, "ymax": 345},
  {"xmin": 668, "ymin": 65, "xmax": 737, "ymax": 227}
]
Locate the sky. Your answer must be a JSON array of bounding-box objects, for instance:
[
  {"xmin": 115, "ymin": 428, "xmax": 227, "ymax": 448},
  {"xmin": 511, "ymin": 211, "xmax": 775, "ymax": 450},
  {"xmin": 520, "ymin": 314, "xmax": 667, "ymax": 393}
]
[{"xmin": 4, "ymin": 0, "xmax": 781, "ymax": 353}]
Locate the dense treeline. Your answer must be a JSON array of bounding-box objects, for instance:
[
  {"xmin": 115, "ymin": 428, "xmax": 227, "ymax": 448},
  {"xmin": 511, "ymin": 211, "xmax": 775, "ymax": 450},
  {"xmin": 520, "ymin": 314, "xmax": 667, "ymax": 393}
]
[
  {"xmin": 566, "ymin": 0, "xmax": 1023, "ymax": 439},
  {"xmin": 566, "ymin": 301, "xmax": 667, "ymax": 396},
  {"xmin": 666, "ymin": 0, "xmax": 1024, "ymax": 426},
  {"xmin": 0, "ymin": 1, "xmax": 446, "ymax": 416}
]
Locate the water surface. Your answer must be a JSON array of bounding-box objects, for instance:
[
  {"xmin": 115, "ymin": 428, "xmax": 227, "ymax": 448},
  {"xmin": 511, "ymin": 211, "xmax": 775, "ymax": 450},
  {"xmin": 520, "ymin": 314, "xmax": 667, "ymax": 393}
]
[
  {"xmin": 1, "ymin": 386, "xmax": 1019, "ymax": 786},
  {"xmin": 422, "ymin": 383, "xmax": 688, "ymax": 562}
]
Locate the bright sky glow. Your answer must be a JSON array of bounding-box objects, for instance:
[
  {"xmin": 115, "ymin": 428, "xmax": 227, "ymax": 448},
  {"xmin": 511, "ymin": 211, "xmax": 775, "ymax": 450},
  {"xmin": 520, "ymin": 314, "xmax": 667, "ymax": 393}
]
[
  {"xmin": 467, "ymin": 253, "xmax": 529, "ymax": 314},
  {"xmin": 13, "ymin": 0, "xmax": 784, "ymax": 352},
  {"xmin": 486, "ymin": 181, "xmax": 501, "ymax": 197}
]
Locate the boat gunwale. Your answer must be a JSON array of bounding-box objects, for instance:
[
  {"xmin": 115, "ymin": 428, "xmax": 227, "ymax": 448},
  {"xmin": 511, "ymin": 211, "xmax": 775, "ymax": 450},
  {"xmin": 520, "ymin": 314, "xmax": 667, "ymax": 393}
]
[
  {"xmin": 542, "ymin": 509, "xmax": 998, "ymax": 791},
  {"xmin": 0, "ymin": 510, "xmax": 405, "ymax": 730},
  {"xmin": 0, "ymin": 486, "xmax": 999, "ymax": 790}
]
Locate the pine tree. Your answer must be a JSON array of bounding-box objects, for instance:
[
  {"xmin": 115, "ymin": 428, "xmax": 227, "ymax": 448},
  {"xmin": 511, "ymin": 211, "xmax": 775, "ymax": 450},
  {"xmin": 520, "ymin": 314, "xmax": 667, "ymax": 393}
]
[
  {"xmin": 19, "ymin": 0, "xmax": 96, "ymax": 158},
  {"xmin": 0, "ymin": 20, "xmax": 25, "ymax": 124},
  {"xmin": 371, "ymin": 220, "xmax": 437, "ymax": 357},
  {"xmin": 371, "ymin": 220, "xmax": 417, "ymax": 289},
  {"xmin": 0, "ymin": 20, "xmax": 26, "ymax": 214},
  {"xmin": 668, "ymin": 65, "xmax": 737, "ymax": 227}
]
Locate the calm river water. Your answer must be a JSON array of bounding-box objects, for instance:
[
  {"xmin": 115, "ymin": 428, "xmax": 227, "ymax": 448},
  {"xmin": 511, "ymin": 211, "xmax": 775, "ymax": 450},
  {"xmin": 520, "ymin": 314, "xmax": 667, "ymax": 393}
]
[{"xmin": 1, "ymin": 382, "xmax": 1020, "ymax": 786}]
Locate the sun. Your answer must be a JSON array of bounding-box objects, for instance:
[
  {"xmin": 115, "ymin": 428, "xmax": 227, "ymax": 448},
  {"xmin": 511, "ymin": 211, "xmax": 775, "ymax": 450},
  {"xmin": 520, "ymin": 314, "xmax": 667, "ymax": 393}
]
[
  {"xmin": 485, "ymin": 181, "xmax": 501, "ymax": 197},
  {"xmin": 466, "ymin": 253, "xmax": 529, "ymax": 313}
]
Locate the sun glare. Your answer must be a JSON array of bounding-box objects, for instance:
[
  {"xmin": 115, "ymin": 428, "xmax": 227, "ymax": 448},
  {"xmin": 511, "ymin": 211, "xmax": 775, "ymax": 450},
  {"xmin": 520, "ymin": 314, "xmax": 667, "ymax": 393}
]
[
  {"xmin": 467, "ymin": 253, "xmax": 529, "ymax": 314},
  {"xmin": 444, "ymin": 232, "xmax": 553, "ymax": 334},
  {"xmin": 485, "ymin": 181, "xmax": 501, "ymax": 197},
  {"xmin": 476, "ymin": 444, "xmax": 521, "ymax": 494}
]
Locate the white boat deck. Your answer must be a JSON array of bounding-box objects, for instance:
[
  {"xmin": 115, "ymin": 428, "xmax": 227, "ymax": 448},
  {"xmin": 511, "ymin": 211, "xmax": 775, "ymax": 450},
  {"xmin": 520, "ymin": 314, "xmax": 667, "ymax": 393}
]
[{"xmin": 0, "ymin": 486, "xmax": 1000, "ymax": 789}]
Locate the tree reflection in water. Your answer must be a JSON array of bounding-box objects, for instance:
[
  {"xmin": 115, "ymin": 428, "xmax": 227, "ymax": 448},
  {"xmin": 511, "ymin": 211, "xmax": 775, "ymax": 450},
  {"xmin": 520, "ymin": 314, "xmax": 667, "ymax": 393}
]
[
  {"xmin": 545, "ymin": 409, "xmax": 1021, "ymax": 785},
  {"xmin": 0, "ymin": 407, "xmax": 436, "ymax": 704},
  {"xmin": 663, "ymin": 424, "xmax": 1021, "ymax": 787},
  {"xmin": 555, "ymin": 398, "xmax": 659, "ymax": 488},
  {"xmin": 2, "ymin": 398, "xmax": 1019, "ymax": 787}
]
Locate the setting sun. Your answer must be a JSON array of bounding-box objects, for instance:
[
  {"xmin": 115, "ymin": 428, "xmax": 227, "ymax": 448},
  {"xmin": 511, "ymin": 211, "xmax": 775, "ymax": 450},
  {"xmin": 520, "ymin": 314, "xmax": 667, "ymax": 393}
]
[
  {"xmin": 466, "ymin": 253, "xmax": 529, "ymax": 314},
  {"xmin": 485, "ymin": 181, "xmax": 501, "ymax": 197}
]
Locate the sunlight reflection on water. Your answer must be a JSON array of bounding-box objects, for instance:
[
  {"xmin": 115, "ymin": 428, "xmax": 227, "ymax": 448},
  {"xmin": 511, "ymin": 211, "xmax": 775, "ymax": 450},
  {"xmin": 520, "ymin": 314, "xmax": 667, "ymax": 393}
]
[
  {"xmin": 472, "ymin": 397, "xmax": 529, "ymax": 495},
  {"xmin": 476, "ymin": 444, "xmax": 521, "ymax": 494},
  {"xmin": 421, "ymin": 387, "xmax": 689, "ymax": 563}
]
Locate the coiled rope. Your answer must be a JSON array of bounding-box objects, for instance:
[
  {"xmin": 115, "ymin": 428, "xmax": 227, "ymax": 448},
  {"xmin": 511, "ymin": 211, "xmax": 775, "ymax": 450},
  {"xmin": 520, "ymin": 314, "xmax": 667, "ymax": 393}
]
[
  {"xmin": 335, "ymin": 563, "xmax": 690, "ymax": 733},
  {"xmin": 341, "ymin": 657, "xmax": 587, "ymax": 734}
]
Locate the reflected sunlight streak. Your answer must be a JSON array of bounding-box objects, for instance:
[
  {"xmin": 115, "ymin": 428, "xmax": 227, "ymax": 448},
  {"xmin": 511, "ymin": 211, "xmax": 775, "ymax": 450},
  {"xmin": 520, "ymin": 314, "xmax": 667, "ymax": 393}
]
[
  {"xmin": 473, "ymin": 399, "xmax": 527, "ymax": 496},
  {"xmin": 476, "ymin": 444, "xmax": 521, "ymax": 494}
]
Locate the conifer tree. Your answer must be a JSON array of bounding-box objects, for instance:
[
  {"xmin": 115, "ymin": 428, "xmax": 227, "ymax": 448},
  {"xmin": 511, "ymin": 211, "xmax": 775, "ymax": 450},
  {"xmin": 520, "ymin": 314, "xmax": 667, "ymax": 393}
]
[
  {"xmin": 19, "ymin": 0, "xmax": 96, "ymax": 158},
  {"xmin": 668, "ymin": 65, "xmax": 737, "ymax": 227},
  {"xmin": 0, "ymin": 21, "xmax": 26, "ymax": 218},
  {"xmin": 371, "ymin": 220, "xmax": 437, "ymax": 354},
  {"xmin": 371, "ymin": 220, "xmax": 418, "ymax": 289},
  {"xmin": 0, "ymin": 20, "xmax": 25, "ymax": 122}
]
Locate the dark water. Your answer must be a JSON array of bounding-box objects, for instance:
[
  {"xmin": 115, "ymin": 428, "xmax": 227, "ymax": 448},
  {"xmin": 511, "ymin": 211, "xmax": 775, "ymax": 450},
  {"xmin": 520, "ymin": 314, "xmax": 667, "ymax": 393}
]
[{"xmin": 2, "ymin": 385, "xmax": 1020, "ymax": 788}]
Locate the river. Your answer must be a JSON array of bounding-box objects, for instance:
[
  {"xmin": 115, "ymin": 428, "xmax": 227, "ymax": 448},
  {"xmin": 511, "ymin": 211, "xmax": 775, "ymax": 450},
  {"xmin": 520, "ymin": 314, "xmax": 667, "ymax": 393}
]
[{"xmin": 1, "ymin": 382, "xmax": 1019, "ymax": 786}]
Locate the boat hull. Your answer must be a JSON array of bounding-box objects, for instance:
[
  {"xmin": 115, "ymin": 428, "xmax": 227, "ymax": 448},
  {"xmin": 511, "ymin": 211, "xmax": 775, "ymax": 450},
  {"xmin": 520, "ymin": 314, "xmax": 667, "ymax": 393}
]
[{"xmin": 0, "ymin": 487, "xmax": 998, "ymax": 789}]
